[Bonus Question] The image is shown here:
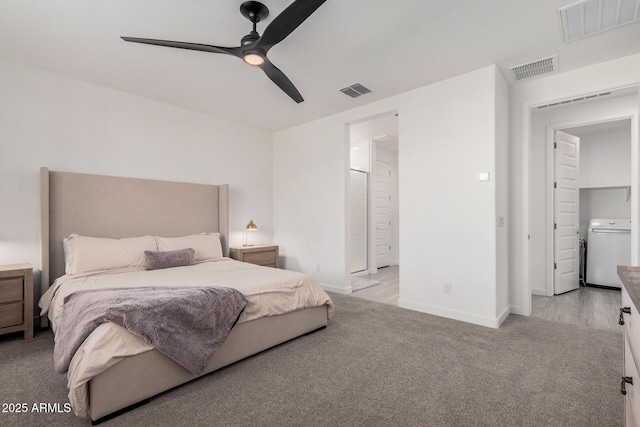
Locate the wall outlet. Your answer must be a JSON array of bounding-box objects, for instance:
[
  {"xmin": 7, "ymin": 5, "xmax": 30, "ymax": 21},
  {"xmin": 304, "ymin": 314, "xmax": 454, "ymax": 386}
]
[
  {"xmin": 316, "ymin": 264, "xmax": 321, "ymax": 272},
  {"xmin": 497, "ymin": 215, "xmax": 505, "ymax": 227},
  {"xmin": 443, "ymin": 283, "xmax": 452, "ymax": 294}
]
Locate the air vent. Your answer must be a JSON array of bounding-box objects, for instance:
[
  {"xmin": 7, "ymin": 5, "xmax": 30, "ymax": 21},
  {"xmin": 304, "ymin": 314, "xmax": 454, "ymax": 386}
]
[
  {"xmin": 340, "ymin": 83, "xmax": 372, "ymax": 98},
  {"xmin": 510, "ymin": 56, "xmax": 558, "ymax": 81},
  {"xmin": 536, "ymin": 91, "xmax": 612, "ymax": 109},
  {"xmin": 559, "ymin": 0, "xmax": 640, "ymax": 43}
]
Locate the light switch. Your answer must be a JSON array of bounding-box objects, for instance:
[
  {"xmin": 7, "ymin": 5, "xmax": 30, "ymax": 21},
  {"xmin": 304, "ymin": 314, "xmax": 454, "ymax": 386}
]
[{"xmin": 478, "ymin": 171, "xmax": 491, "ymax": 182}]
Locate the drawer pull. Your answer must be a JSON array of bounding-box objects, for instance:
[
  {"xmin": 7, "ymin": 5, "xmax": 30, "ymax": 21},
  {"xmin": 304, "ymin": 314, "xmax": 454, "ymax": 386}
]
[
  {"xmin": 622, "ymin": 376, "xmax": 633, "ymax": 395},
  {"xmin": 619, "ymin": 307, "xmax": 631, "ymax": 325}
]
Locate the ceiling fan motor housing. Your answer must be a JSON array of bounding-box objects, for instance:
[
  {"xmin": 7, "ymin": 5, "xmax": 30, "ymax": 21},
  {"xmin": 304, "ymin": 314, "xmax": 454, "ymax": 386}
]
[{"xmin": 241, "ymin": 31, "xmax": 260, "ymax": 46}]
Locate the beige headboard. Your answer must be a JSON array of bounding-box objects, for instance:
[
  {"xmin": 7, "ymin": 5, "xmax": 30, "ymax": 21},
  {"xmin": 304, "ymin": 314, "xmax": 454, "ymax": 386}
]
[{"xmin": 40, "ymin": 167, "xmax": 229, "ymax": 310}]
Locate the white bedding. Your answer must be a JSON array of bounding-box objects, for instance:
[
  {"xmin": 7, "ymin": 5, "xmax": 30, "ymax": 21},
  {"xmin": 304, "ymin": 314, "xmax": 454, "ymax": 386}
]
[{"xmin": 39, "ymin": 258, "xmax": 333, "ymax": 417}]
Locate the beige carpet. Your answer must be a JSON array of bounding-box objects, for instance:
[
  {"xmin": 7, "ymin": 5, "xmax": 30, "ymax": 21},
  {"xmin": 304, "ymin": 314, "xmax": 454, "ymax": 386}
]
[{"xmin": 0, "ymin": 293, "xmax": 623, "ymax": 426}]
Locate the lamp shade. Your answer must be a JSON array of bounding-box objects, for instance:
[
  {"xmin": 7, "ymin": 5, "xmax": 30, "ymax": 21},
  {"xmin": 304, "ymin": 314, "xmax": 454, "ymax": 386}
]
[{"xmin": 246, "ymin": 220, "xmax": 258, "ymax": 230}]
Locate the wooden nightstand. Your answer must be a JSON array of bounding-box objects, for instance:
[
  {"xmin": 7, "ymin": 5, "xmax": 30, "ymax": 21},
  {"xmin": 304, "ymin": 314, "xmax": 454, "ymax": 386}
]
[
  {"xmin": 0, "ymin": 264, "xmax": 33, "ymax": 340},
  {"xmin": 229, "ymin": 245, "xmax": 279, "ymax": 268}
]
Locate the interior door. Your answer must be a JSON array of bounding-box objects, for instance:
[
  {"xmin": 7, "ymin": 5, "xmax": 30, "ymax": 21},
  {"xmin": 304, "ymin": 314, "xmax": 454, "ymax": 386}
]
[
  {"xmin": 375, "ymin": 159, "xmax": 391, "ymax": 268},
  {"xmin": 554, "ymin": 130, "xmax": 580, "ymax": 294}
]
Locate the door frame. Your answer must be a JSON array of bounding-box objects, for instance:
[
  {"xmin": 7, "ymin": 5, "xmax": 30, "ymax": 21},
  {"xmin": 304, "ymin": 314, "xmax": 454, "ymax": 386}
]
[{"xmin": 544, "ymin": 115, "xmax": 636, "ymax": 297}]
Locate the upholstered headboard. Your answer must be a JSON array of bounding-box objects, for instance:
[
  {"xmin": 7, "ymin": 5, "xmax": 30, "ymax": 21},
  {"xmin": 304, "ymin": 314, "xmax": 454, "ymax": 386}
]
[{"xmin": 39, "ymin": 167, "xmax": 229, "ymax": 309}]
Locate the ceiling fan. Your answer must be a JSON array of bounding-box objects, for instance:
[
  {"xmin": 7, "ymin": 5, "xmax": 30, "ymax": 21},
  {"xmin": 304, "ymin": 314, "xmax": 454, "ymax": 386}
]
[{"xmin": 121, "ymin": 0, "xmax": 326, "ymax": 103}]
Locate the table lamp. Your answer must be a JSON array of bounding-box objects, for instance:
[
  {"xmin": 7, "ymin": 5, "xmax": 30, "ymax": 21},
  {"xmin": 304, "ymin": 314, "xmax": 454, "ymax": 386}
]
[{"xmin": 244, "ymin": 220, "xmax": 257, "ymax": 246}]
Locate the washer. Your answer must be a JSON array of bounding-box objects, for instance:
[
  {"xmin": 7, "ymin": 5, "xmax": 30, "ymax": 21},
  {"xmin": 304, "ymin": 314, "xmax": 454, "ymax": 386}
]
[{"xmin": 586, "ymin": 218, "xmax": 631, "ymax": 288}]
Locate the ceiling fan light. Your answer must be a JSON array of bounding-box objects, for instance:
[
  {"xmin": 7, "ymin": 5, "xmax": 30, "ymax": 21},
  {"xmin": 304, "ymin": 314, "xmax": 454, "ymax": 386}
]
[{"xmin": 244, "ymin": 53, "xmax": 264, "ymax": 66}]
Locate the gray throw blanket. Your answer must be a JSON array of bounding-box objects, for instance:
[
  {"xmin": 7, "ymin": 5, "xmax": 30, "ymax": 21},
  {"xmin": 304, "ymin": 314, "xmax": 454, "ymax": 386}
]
[{"xmin": 54, "ymin": 286, "xmax": 247, "ymax": 375}]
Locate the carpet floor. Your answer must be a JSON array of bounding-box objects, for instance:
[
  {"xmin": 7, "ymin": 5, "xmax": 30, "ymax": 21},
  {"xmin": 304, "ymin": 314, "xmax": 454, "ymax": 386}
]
[{"xmin": 0, "ymin": 293, "xmax": 623, "ymax": 426}]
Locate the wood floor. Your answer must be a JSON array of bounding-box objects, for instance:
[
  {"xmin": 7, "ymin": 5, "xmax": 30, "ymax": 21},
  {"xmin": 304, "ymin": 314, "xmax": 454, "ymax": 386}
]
[
  {"xmin": 349, "ymin": 265, "xmax": 399, "ymax": 306},
  {"xmin": 531, "ymin": 286, "xmax": 622, "ymax": 333},
  {"xmin": 349, "ymin": 266, "xmax": 621, "ymax": 334}
]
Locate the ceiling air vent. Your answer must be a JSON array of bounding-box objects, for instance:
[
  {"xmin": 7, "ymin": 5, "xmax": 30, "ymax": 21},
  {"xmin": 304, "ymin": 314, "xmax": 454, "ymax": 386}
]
[
  {"xmin": 536, "ymin": 90, "xmax": 613, "ymax": 109},
  {"xmin": 340, "ymin": 83, "xmax": 372, "ymax": 98},
  {"xmin": 559, "ymin": 0, "xmax": 640, "ymax": 43},
  {"xmin": 510, "ymin": 56, "xmax": 558, "ymax": 81}
]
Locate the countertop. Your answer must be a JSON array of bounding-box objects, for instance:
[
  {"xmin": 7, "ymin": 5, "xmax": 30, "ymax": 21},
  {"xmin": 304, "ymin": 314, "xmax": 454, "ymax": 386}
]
[{"xmin": 618, "ymin": 266, "xmax": 640, "ymax": 310}]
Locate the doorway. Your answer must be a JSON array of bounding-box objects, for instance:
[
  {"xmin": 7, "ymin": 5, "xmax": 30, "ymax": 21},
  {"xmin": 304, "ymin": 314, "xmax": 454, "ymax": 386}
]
[
  {"xmin": 546, "ymin": 117, "xmax": 633, "ymax": 296},
  {"xmin": 348, "ymin": 112, "xmax": 400, "ymax": 301},
  {"xmin": 552, "ymin": 120, "xmax": 633, "ymax": 296},
  {"xmin": 530, "ymin": 89, "xmax": 637, "ymax": 298},
  {"xmin": 528, "ymin": 88, "xmax": 637, "ymax": 329}
]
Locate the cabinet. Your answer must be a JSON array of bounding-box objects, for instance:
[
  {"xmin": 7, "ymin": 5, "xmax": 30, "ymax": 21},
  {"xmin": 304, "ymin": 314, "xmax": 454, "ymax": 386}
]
[
  {"xmin": 618, "ymin": 266, "xmax": 640, "ymax": 425},
  {"xmin": 0, "ymin": 264, "xmax": 33, "ymax": 340},
  {"xmin": 229, "ymin": 245, "xmax": 279, "ymax": 268}
]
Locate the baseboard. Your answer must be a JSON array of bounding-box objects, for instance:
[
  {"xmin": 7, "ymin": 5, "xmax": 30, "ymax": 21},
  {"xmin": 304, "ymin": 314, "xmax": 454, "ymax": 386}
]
[
  {"xmin": 320, "ymin": 282, "xmax": 352, "ymax": 295},
  {"xmin": 496, "ymin": 306, "xmax": 510, "ymax": 327},
  {"xmin": 397, "ymin": 299, "xmax": 504, "ymax": 329},
  {"xmin": 531, "ymin": 287, "xmax": 547, "ymax": 296},
  {"xmin": 509, "ymin": 305, "xmax": 525, "ymax": 315}
]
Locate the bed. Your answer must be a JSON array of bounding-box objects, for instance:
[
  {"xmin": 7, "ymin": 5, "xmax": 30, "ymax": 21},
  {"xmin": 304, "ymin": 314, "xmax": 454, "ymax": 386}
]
[{"xmin": 38, "ymin": 168, "xmax": 332, "ymax": 422}]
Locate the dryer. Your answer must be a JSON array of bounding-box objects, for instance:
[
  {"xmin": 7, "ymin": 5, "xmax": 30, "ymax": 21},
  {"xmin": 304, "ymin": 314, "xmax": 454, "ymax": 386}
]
[{"xmin": 586, "ymin": 219, "xmax": 631, "ymax": 288}]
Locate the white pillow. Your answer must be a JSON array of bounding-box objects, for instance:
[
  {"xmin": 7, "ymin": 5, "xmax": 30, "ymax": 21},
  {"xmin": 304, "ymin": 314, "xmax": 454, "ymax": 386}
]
[
  {"xmin": 155, "ymin": 233, "xmax": 223, "ymax": 261},
  {"xmin": 64, "ymin": 234, "xmax": 158, "ymax": 274}
]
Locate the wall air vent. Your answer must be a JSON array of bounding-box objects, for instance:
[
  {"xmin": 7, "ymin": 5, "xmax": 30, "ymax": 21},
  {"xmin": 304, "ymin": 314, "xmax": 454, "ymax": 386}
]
[
  {"xmin": 340, "ymin": 83, "xmax": 372, "ymax": 98},
  {"xmin": 510, "ymin": 56, "xmax": 558, "ymax": 81},
  {"xmin": 536, "ymin": 91, "xmax": 612, "ymax": 109},
  {"xmin": 559, "ymin": 0, "xmax": 640, "ymax": 43}
]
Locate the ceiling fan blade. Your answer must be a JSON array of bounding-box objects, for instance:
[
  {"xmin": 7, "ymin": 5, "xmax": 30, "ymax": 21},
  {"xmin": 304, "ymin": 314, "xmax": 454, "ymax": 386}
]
[
  {"xmin": 257, "ymin": 0, "xmax": 326, "ymax": 51},
  {"xmin": 259, "ymin": 59, "xmax": 303, "ymax": 103},
  {"xmin": 121, "ymin": 37, "xmax": 242, "ymax": 58}
]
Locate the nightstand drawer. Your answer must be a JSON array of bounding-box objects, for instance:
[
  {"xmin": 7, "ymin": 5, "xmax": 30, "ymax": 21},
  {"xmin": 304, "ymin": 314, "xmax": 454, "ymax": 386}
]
[
  {"xmin": 244, "ymin": 251, "xmax": 276, "ymax": 267},
  {"xmin": 230, "ymin": 245, "xmax": 279, "ymax": 268},
  {"xmin": 0, "ymin": 302, "xmax": 23, "ymax": 328},
  {"xmin": 0, "ymin": 278, "xmax": 23, "ymax": 303}
]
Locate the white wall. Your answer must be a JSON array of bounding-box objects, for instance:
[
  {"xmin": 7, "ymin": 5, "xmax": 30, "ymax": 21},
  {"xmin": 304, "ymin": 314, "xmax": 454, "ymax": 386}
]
[
  {"xmin": 274, "ymin": 65, "xmax": 509, "ymax": 327},
  {"xmin": 579, "ymin": 125, "xmax": 632, "ymax": 188},
  {"xmin": 273, "ymin": 118, "xmax": 349, "ymax": 290},
  {"xmin": 578, "ymin": 124, "xmax": 632, "ymax": 239},
  {"xmin": 509, "ymin": 53, "xmax": 640, "ymax": 313},
  {"xmin": 0, "ymin": 59, "xmax": 274, "ymax": 303},
  {"xmin": 495, "ymin": 68, "xmax": 510, "ymax": 320},
  {"xmin": 580, "ymin": 188, "xmax": 631, "ymax": 238}
]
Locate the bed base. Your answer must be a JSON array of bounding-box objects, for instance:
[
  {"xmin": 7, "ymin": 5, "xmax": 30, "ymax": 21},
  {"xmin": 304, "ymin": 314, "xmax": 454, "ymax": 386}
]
[{"xmin": 88, "ymin": 305, "xmax": 328, "ymax": 422}]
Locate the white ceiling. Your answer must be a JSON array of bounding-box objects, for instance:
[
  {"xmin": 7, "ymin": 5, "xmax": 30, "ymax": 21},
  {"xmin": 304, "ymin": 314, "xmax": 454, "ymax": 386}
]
[{"xmin": 0, "ymin": 0, "xmax": 638, "ymax": 131}]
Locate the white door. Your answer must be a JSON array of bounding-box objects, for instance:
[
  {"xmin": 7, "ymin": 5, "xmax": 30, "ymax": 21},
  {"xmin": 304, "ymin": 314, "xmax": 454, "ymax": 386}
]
[
  {"xmin": 375, "ymin": 159, "xmax": 391, "ymax": 268},
  {"xmin": 554, "ymin": 130, "xmax": 580, "ymax": 294}
]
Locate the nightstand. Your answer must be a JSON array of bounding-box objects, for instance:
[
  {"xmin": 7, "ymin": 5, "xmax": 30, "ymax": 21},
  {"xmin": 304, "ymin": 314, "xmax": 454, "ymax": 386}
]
[
  {"xmin": 229, "ymin": 245, "xmax": 279, "ymax": 268},
  {"xmin": 0, "ymin": 264, "xmax": 33, "ymax": 340}
]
